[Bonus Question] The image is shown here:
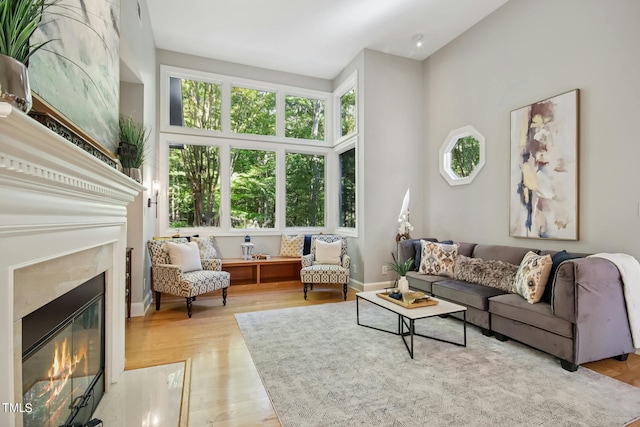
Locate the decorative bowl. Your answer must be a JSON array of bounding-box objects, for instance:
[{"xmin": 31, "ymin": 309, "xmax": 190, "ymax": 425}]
[
  {"xmin": 388, "ymin": 290, "xmax": 402, "ymax": 300},
  {"xmin": 402, "ymin": 291, "xmax": 426, "ymax": 304}
]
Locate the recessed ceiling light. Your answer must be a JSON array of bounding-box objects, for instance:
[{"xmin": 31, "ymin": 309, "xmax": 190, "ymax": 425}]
[{"xmin": 413, "ymin": 34, "xmax": 424, "ymax": 48}]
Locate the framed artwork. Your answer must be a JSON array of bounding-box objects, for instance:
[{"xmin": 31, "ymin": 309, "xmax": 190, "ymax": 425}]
[
  {"xmin": 28, "ymin": 0, "xmax": 120, "ymax": 155},
  {"xmin": 509, "ymin": 89, "xmax": 580, "ymax": 240}
]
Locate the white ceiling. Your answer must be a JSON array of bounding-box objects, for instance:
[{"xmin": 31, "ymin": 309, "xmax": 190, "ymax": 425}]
[{"xmin": 146, "ymin": 0, "xmax": 509, "ymax": 80}]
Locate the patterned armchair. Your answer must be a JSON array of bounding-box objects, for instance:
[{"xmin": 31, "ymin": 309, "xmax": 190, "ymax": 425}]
[
  {"xmin": 147, "ymin": 238, "xmax": 230, "ymax": 318},
  {"xmin": 300, "ymin": 235, "xmax": 351, "ymax": 300}
]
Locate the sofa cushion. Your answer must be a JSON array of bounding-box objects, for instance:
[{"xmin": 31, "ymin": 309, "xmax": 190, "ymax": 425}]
[
  {"xmin": 512, "ymin": 251, "xmax": 552, "ymax": 304},
  {"xmin": 454, "ymin": 255, "xmax": 518, "ymax": 292},
  {"xmin": 489, "ymin": 294, "xmax": 573, "ymax": 338},
  {"xmin": 456, "ymin": 242, "xmax": 477, "ymax": 258},
  {"xmin": 419, "ymin": 241, "xmax": 458, "ymax": 277},
  {"xmin": 432, "ymin": 280, "xmax": 506, "ymax": 311},
  {"xmin": 406, "ymin": 271, "xmax": 443, "ymax": 294},
  {"xmin": 472, "ymin": 244, "xmax": 539, "ymax": 265}
]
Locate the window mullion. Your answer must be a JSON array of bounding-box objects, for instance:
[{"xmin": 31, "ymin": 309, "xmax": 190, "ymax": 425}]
[
  {"xmin": 220, "ymin": 143, "xmax": 231, "ymax": 231},
  {"xmin": 276, "ymin": 91, "xmax": 285, "ymax": 138},
  {"xmin": 276, "ymin": 148, "xmax": 285, "ymax": 230},
  {"xmin": 221, "ymin": 82, "xmax": 231, "ymax": 133}
]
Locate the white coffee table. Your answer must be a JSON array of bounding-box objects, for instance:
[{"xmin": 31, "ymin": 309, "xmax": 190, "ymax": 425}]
[{"xmin": 356, "ymin": 290, "xmax": 467, "ymax": 359}]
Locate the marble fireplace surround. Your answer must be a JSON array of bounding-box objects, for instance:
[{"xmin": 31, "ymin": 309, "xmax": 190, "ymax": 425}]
[{"xmin": 0, "ymin": 103, "xmax": 143, "ymax": 427}]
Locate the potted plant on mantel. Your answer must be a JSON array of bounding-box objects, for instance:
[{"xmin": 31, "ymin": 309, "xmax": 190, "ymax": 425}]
[
  {"xmin": 0, "ymin": 0, "xmax": 107, "ymax": 113},
  {"xmin": 0, "ymin": 0, "xmax": 63, "ymax": 112},
  {"xmin": 117, "ymin": 115, "xmax": 149, "ymax": 183}
]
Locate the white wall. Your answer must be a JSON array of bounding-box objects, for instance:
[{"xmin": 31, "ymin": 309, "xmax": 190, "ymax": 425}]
[
  {"xmin": 361, "ymin": 50, "xmax": 424, "ymax": 285},
  {"xmin": 332, "ymin": 50, "xmax": 424, "ymax": 287},
  {"xmin": 157, "ymin": 49, "xmax": 332, "ymax": 92},
  {"xmin": 422, "ymin": 0, "xmax": 640, "ymax": 259},
  {"xmin": 120, "ymin": 0, "xmax": 158, "ymax": 314}
]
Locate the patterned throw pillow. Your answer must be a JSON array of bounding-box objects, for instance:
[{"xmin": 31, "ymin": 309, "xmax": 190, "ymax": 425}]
[
  {"xmin": 419, "ymin": 241, "xmax": 458, "ymax": 277},
  {"xmin": 165, "ymin": 242, "xmax": 203, "ymax": 273},
  {"xmin": 192, "ymin": 236, "xmax": 218, "ymax": 259},
  {"xmin": 280, "ymin": 234, "xmax": 304, "ymax": 257},
  {"xmin": 512, "ymin": 251, "xmax": 552, "ymax": 304},
  {"xmin": 454, "ymin": 255, "xmax": 518, "ymax": 292}
]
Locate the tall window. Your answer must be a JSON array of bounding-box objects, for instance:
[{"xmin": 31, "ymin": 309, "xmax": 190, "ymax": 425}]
[
  {"xmin": 285, "ymin": 96, "xmax": 325, "ymax": 140},
  {"xmin": 230, "ymin": 87, "xmax": 276, "ymax": 136},
  {"xmin": 339, "ymin": 87, "xmax": 356, "ymax": 138},
  {"xmin": 230, "ymin": 148, "xmax": 276, "ymax": 228},
  {"xmin": 339, "ymin": 148, "xmax": 356, "ymax": 228},
  {"xmin": 169, "ymin": 77, "xmax": 222, "ymax": 131},
  {"xmin": 286, "ymin": 153, "xmax": 325, "ymax": 227},
  {"xmin": 161, "ymin": 67, "xmax": 334, "ymax": 233},
  {"xmin": 169, "ymin": 144, "xmax": 221, "ymax": 228}
]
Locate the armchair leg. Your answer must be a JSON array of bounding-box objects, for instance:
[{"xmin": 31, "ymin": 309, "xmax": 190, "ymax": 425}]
[
  {"xmin": 186, "ymin": 296, "xmax": 195, "ymax": 318},
  {"xmin": 343, "ymin": 283, "xmax": 348, "ymax": 300},
  {"xmin": 155, "ymin": 291, "xmax": 161, "ymax": 311},
  {"xmin": 222, "ymin": 287, "xmax": 228, "ymax": 306},
  {"xmin": 303, "ymin": 283, "xmax": 308, "ymax": 300},
  {"xmin": 310, "ymin": 284, "xmax": 313, "ymax": 290}
]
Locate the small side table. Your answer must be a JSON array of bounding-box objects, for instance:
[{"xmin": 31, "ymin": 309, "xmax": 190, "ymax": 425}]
[{"xmin": 126, "ymin": 247, "xmax": 132, "ymax": 320}]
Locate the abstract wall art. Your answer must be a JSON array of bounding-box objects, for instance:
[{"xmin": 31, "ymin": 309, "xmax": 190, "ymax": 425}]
[
  {"xmin": 29, "ymin": 0, "xmax": 120, "ymax": 154},
  {"xmin": 509, "ymin": 89, "xmax": 579, "ymax": 240}
]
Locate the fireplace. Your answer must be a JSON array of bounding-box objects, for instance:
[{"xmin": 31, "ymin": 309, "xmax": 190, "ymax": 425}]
[
  {"xmin": 22, "ymin": 275, "xmax": 105, "ymax": 427},
  {"xmin": 0, "ymin": 103, "xmax": 143, "ymax": 427}
]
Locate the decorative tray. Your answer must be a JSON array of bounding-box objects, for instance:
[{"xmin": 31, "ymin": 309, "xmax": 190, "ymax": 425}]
[{"xmin": 376, "ymin": 292, "xmax": 438, "ymax": 309}]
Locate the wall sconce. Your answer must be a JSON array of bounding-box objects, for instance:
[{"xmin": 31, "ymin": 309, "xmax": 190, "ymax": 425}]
[{"xmin": 148, "ymin": 180, "xmax": 160, "ymax": 218}]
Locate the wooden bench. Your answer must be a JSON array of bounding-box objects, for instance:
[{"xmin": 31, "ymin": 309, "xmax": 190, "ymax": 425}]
[{"xmin": 222, "ymin": 257, "xmax": 301, "ymax": 286}]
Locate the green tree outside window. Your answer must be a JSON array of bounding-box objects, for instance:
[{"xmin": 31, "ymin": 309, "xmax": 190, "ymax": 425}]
[{"xmin": 286, "ymin": 153, "xmax": 325, "ymax": 227}]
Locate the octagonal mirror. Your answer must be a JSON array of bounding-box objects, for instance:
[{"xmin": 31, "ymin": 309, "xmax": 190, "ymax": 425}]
[{"xmin": 439, "ymin": 125, "xmax": 486, "ymax": 186}]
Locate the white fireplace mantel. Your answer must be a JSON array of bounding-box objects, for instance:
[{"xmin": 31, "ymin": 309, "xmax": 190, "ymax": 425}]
[{"xmin": 0, "ymin": 103, "xmax": 143, "ymax": 427}]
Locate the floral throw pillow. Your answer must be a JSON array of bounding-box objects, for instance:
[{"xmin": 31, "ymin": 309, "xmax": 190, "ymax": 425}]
[
  {"xmin": 419, "ymin": 240, "xmax": 458, "ymax": 277},
  {"xmin": 512, "ymin": 251, "xmax": 552, "ymax": 304}
]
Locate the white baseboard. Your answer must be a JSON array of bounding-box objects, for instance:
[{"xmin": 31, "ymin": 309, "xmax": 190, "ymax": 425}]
[
  {"xmin": 348, "ymin": 279, "xmax": 395, "ymax": 292},
  {"xmin": 130, "ymin": 302, "xmax": 147, "ymax": 317},
  {"xmin": 130, "ymin": 291, "xmax": 152, "ymax": 317}
]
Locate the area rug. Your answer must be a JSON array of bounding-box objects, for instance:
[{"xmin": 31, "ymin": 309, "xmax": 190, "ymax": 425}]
[{"xmin": 235, "ymin": 300, "xmax": 640, "ymax": 427}]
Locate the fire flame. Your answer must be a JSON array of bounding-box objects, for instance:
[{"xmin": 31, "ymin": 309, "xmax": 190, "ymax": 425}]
[{"xmin": 44, "ymin": 337, "xmax": 88, "ymax": 407}]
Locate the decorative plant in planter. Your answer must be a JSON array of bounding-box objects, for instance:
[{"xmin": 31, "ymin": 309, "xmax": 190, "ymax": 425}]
[
  {"xmin": 0, "ymin": 0, "xmax": 61, "ymax": 112},
  {"xmin": 388, "ymin": 252, "xmax": 414, "ymax": 294},
  {"xmin": 117, "ymin": 115, "xmax": 149, "ymax": 183},
  {"xmin": 0, "ymin": 0, "xmax": 106, "ymax": 113}
]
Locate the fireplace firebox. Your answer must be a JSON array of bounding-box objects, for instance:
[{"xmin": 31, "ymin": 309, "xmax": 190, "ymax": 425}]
[{"xmin": 21, "ymin": 274, "xmax": 105, "ymax": 427}]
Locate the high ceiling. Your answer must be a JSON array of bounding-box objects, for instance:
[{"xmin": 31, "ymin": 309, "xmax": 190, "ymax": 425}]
[{"xmin": 146, "ymin": 0, "xmax": 509, "ymax": 80}]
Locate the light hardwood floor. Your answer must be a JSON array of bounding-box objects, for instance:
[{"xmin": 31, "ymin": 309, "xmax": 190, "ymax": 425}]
[{"xmin": 125, "ymin": 283, "xmax": 640, "ymax": 426}]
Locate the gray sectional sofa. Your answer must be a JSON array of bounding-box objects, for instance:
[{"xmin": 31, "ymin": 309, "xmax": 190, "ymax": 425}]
[{"xmin": 399, "ymin": 238, "xmax": 635, "ymax": 371}]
